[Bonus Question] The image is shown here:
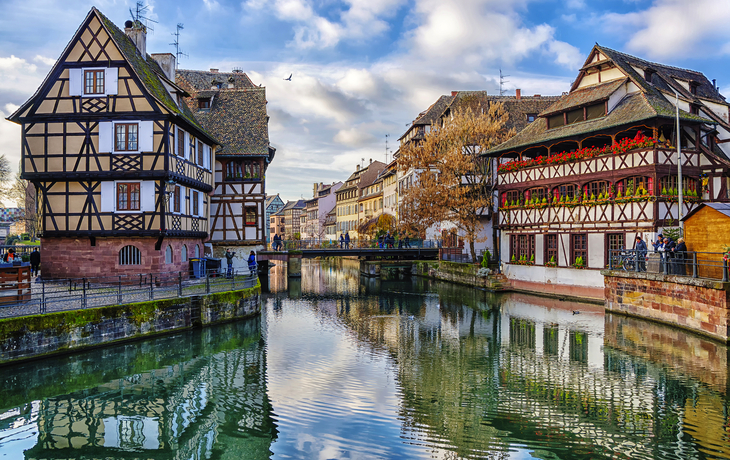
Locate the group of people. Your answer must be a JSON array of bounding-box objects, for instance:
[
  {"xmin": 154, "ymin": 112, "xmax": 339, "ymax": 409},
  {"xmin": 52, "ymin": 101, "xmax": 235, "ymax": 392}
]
[
  {"xmin": 377, "ymin": 232, "xmax": 410, "ymax": 249},
  {"xmin": 634, "ymin": 234, "xmax": 687, "ymax": 274},
  {"xmin": 225, "ymin": 248, "xmax": 257, "ymax": 278},
  {"xmin": 1, "ymin": 248, "xmax": 41, "ymax": 277},
  {"xmin": 272, "ymin": 233, "xmax": 283, "ymax": 251},
  {"xmin": 339, "ymin": 232, "xmax": 351, "ymax": 249}
]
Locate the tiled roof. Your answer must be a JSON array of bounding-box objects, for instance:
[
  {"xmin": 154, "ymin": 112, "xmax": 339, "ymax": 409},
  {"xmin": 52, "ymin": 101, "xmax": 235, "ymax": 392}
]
[
  {"xmin": 446, "ymin": 92, "xmax": 561, "ymax": 133},
  {"xmin": 176, "ymin": 69, "xmax": 256, "ymax": 91},
  {"xmin": 540, "ymin": 79, "xmax": 626, "ymax": 116},
  {"xmin": 176, "ymin": 69, "xmax": 270, "ymax": 156}
]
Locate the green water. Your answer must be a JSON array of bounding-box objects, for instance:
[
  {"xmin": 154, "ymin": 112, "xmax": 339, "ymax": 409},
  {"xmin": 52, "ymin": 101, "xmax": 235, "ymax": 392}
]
[{"xmin": 1, "ymin": 258, "xmax": 729, "ymax": 459}]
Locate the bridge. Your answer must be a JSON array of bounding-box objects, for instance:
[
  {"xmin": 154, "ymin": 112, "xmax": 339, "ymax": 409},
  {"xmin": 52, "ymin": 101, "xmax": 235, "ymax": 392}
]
[{"xmin": 256, "ymin": 248, "xmax": 440, "ymax": 278}]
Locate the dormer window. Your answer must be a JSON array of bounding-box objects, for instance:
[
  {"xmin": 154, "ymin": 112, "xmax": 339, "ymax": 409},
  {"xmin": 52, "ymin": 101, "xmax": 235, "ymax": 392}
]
[
  {"xmin": 690, "ymin": 104, "xmax": 699, "ymax": 115},
  {"xmin": 689, "ymin": 81, "xmax": 699, "ymax": 95},
  {"xmin": 526, "ymin": 114, "xmax": 537, "ymax": 122},
  {"xmin": 644, "ymin": 68, "xmax": 655, "ymax": 83},
  {"xmin": 547, "ymin": 102, "xmax": 606, "ymax": 130},
  {"xmin": 199, "ymin": 98, "xmax": 211, "ymax": 109}
]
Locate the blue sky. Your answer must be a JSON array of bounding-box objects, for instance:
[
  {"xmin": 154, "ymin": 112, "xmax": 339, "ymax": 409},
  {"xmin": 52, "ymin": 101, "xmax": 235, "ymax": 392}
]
[{"xmin": 1, "ymin": 0, "xmax": 730, "ymax": 202}]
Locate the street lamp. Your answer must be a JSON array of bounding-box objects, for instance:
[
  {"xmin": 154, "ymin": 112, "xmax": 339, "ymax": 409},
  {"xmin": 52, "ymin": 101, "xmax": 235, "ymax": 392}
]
[{"xmin": 669, "ymin": 87, "xmax": 683, "ymax": 231}]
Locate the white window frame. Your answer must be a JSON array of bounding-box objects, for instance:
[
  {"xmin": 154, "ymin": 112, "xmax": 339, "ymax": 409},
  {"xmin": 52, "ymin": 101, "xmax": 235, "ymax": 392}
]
[
  {"xmin": 98, "ymin": 121, "xmax": 153, "ymax": 154},
  {"xmin": 69, "ymin": 67, "xmax": 118, "ymax": 97},
  {"xmin": 100, "ymin": 180, "xmax": 156, "ymax": 213}
]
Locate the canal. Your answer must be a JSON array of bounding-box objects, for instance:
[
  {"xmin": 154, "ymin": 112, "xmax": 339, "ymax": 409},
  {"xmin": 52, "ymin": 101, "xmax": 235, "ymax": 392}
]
[{"xmin": 1, "ymin": 259, "xmax": 729, "ymax": 459}]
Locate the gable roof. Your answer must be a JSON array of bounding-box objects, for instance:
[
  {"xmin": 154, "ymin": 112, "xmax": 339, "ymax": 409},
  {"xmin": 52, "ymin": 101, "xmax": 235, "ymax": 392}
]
[
  {"xmin": 9, "ymin": 8, "xmax": 215, "ymax": 144},
  {"xmin": 487, "ymin": 45, "xmax": 720, "ymax": 156},
  {"xmin": 682, "ymin": 202, "xmax": 730, "ymax": 221}
]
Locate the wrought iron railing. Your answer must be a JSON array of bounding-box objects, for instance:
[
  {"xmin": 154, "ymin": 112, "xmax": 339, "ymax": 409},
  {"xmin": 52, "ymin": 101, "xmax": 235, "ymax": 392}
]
[
  {"xmin": 0, "ymin": 267, "xmax": 259, "ymax": 319},
  {"xmin": 268, "ymin": 239, "xmax": 441, "ymax": 251},
  {"xmin": 608, "ymin": 249, "xmax": 729, "ymax": 281}
]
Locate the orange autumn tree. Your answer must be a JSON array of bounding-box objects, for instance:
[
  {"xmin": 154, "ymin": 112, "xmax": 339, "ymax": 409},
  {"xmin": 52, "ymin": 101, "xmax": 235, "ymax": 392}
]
[{"xmin": 398, "ymin": 100, "xmax": 514, "ymax": 261}]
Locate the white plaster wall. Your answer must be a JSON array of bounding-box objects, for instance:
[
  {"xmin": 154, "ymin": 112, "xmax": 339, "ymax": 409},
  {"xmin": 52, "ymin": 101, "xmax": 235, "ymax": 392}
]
[
  {"xmin": 608, "ymin": 83, "xmax": 628, "ymax": 113},
  {"xmin": 535, "ymin": 234, "xmax": 544, "ymax": 265},
  {"xmin": 503, "ymin": 264, "xmax": 605, "ymax": 289},
  {"xmin": 558, "ymin": 234, "xmax": 570, "ymax": 267},
  {"xmin": 702, "ymin": 99, "xmax": 730, "ymax": 123},
  {"xmin": 587, "ymin": 233, "xmax": 604, "ymax": 269}
]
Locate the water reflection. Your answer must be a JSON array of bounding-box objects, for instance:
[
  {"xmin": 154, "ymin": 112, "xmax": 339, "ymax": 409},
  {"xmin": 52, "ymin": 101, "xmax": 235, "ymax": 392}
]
[{"xmin": 1, "ymin": 259, "xmax": 729, "ymax": 459}]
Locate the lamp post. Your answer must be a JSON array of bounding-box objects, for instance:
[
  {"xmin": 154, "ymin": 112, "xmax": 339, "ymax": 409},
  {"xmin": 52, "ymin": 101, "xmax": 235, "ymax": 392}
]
[{"xmin": 670, "ymin": 88, "xmax": 683, "ymax": 231}]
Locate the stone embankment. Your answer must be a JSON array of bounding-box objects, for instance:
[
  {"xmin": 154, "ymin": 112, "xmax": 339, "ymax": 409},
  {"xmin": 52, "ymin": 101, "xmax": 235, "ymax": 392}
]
[
  {"xmin": 411, "ymin": 261, "xmax": 509, "ymax": 291},
  {"xmin": 0, "ymin": 281, "xmax": 261, "ymax": 365}
]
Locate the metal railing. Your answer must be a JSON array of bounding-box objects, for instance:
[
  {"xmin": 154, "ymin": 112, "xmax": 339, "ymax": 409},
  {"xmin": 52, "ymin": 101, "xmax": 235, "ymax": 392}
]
[
  {"xmin": 609, "ymin": 249, "xmax": 729, "ymax": 281},
  {"xmin": 0, "ymin": 267, "xmax": 259, "ymax": 319},
  {"xmin": 0, "ymin": 245, "xmax": 37, "ymax": 259},
  {"xmin": 268, "ymin": 238, "xmax": 441, "ymax": 251}
]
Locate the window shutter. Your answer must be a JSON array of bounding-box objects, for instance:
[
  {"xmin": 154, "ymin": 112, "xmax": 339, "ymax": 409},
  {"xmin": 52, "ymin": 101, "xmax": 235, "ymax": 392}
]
[
  {"xmin": 98, "ymin": 122, "xmax": 113, "ymax": 153},
  {"xmin": 69, "ymin": 68, "xmax": 82, "ymax": 96},
  {"xmin": 184, "ymin": 132, "xmax": 190, "ymax": 160},
  {"xmin": 169, "ymin": 186, "xmax": 175, "ymax": 213},
  {"xmin": 138, "ymin": 121, "xmax": 154, "ymax": 152},
  {"xmin": 141, "ymin": 181, "xmax": 156, "ymax": 212},
  {"xmin": 104, "ymin": 67, "xmax": 118, "ymax": 95},
  {"xmin": 203, "ymin": 144, "xmax": 210, "ymax": 170},
  {"xmin": 100, "ymin": 182, "xmax": 115, "ymax": 212},
  {"xmin": 181, "ymin": 186, "xmax": 187, "ymax": 214}
]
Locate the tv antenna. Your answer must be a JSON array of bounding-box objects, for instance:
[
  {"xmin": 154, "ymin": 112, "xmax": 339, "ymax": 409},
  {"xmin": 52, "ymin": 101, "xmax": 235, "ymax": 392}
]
[
  {"xmin": 499, "ymin": 69, "xmax": 510, "ymax": 96},
  {"xmin": 385, "ymin": 134, "xmax": 390, "ymax": 163},
  {"xmin": 129, "ymin": 2, "xmax": 158, "ymax": 32},
  {"xmin": 170, "ymin": 23, "xmax": 188, "ymax": 67}
]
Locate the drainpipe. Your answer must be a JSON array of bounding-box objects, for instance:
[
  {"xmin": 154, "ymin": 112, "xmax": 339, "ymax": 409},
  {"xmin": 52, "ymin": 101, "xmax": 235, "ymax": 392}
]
[{"xmin": 670, "ymin": 87, "xmax": 684, "ymax": 231}]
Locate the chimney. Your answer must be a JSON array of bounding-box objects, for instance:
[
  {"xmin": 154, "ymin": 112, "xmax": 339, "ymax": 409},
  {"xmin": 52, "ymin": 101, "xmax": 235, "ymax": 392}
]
[
  {"xmin": 451, "ymin": 91, "xmax": 458, "ymax": 96},
  {"xmin": 516, "ymin": 89, "xmax": 521, "ymax": 100},
  {"xmin": 369, "ymin": 158, "xmax": 372, "ymax": 164},
  {"xmin": 210, "ymin": 68, "xmax": 219, "ymax": 73},
  {"xmin": 150, "ymin": 53, "xmax": 176, "ymax": 81},
  {"xmin": 124, "ymin": 20, "xmax": 147, "ymax": 57},
  {"xmin": 356, "ymin": 164, "xmax": 360, "ymax": 171},
  {"xmin": 713, "ymin": 79, "xmax": 717, "ymax": 90},
  {"xmin": 534, "ymin": 94, "xmax": 541, "ymax": 97}
]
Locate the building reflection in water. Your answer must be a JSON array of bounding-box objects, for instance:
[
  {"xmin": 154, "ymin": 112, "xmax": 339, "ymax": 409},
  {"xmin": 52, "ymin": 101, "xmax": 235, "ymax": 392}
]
[{"xmin": 0, "ymin": 319, "xmax": 276, "ymax": 460}]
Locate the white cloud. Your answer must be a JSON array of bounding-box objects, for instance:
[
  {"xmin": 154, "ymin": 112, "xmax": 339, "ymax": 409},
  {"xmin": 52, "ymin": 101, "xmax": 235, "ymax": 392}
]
[
  {"xmin": 203, "ymin": 0, "xmax": 221, "ymax": 11},
  {"xmin": 604, "ymin": 0, "xmax": 730, "ymax": 59},
  {"xmin": 334, "ymin": 127, "xmax": 377, "ymax": 147},
  {"xmin": 0, "ymin": 105, "xmax": 22, "ymax": 177}
]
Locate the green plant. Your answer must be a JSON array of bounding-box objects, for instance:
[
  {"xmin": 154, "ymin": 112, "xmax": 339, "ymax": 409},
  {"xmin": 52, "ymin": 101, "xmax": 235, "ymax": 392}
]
[
  {"xmin": 511, "ymin": 254, "xmax": 516, "ymax": 263},
  {"xmin": 481, "ymin": 249, "xmax": 492, "ymax": 268},
  {"xmin": 572, "ymin": 256, "xmax": 585, "ymax": 269},
  {"xmin": 546, "ymin": 255, "xmax": 557, "ymax": 267},
  {"xmin": 662, "ymin": 219, "xmax": 682, "ymax": 241}
]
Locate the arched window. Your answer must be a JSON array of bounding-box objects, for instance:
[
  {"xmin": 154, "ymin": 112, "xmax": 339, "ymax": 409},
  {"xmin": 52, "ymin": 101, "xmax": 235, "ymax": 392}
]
[
  {"xmin": 552, "ymin": 184, "xmax": 577, "ymax": 200},
  {"xmin": 502, "ymin": 190, "xmax": 520, "ymax": 206},
  {"xmin": 195, "ymin": 245, "xmax": 200, "ymax": 258},
  {"xmin": 165, "ymin": 245, "xmax": 173, "ymax": 264},
  {"xmin": 181, "ymin": 244, "xmax": 188, "ymax": 262},
  {"xmin": 119, "ymin": 245, "xmax": 141, "ymax": 265},
  {"xmin": 583, "ymin": 180, "xmax": 609, "ymax": 198},
  {"xmin": 617, "ymin": 176, "xmax": 652, "ymax": 195},
  {"xmin": 525, "ymin": 187, "xmax": 547, "ymax": 203}
]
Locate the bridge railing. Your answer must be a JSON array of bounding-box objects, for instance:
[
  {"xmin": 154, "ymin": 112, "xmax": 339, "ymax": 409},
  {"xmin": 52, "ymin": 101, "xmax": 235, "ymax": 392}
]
[
  {"xmin": 268, "ymin": 239, "xmax": 442, "ymax": 251},
  {"xmin": 608, "ymin": 249, "xmax": 729, "ymax": 281}
]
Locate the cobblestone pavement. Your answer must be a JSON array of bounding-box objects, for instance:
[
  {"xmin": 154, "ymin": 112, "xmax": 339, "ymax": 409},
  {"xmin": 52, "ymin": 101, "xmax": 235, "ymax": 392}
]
[{"xmin": 0, "ymin": 273, "xmax": 257, "ymax": 319}]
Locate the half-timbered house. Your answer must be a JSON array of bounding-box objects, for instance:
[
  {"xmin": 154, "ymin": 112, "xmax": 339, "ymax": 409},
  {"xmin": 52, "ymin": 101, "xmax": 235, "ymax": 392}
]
[
  {"xmin": 7, "ymin": 9, "xmax": 217, "ymax": 278},
  {"xmin": 176, "ymin": 68, "xmax": 275, "ymax": 266},
  {"xmin": 487, "ymin": 45, "xmax": 730, "ymax": 299}
]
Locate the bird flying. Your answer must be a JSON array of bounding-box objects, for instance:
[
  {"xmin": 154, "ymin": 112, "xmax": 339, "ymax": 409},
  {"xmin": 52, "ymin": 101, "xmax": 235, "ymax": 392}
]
[{"xmin": 284, "ymin": 74, "xmax": 292, "ymax": 81}]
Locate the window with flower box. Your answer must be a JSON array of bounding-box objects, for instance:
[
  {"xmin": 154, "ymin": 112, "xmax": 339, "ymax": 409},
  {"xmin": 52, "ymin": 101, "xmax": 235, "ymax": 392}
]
[
  {"xmin": 510, "ymin": 234, "xmax": 535, "ymax": 263},
  {"xmin": 553, "ymin": 184, "xmax": 577, "ymax": 201},
  {"xmin": 659, "ymin": 176, "xmax": 697, "ymax": 195},
  {"xmin": 571, "ymin": 234, "xmax": 587, "ymax": 266},
  {"xmin": 617, "ymin": 176, "xmax": 651, "ymax": 195},
  {"xmin": 545, "ymin": 234, "xmax": 558, "ymax": 266},
  {"xmin": 525, "ymin": 187, "xmax": 547, "ymax": 203},
  {"xmin": 585, "ymin": 180, "xmax": 609, "ymax": 199},
  {"xmin": 502, "ymin": 190, "xmax": 521, "ymax": 207},
  {"xmin": 225, "ymin": 160, "xmax": 262, "ymax": 181}
]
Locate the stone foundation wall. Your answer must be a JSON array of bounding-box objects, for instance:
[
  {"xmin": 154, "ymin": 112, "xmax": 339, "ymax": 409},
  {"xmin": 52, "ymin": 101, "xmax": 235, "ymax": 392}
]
[
  {"xmin": 0, "ymin": 282, "xmax": 260, "ymax": 365},
  {"xmin": 603, "ymin": 270, "xmax": 730, "ymax": 342},
  {"xmin": 41, "ymin": 237, "xmax": 204, "ymax": 279},
  {"xmin": 412, "ymin": 261, "xmax": 508, "ymax": 291}
]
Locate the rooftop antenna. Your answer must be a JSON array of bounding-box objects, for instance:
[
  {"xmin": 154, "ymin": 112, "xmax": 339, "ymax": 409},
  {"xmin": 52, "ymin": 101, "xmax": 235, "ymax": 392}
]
[
  {"xmin": 499, "ymin": 69, "xmax": 510, "ymax": 96},
  {"xmin": 129, "ymin": 1, "xmax": 158, "ymax": 32},
  {"xmin": 170, "ymin": 23, "xmax": 188, "ymax": 67},
  {"xmin": 385, "ymin": 134, "xmax": 390, "ymax": 163}
]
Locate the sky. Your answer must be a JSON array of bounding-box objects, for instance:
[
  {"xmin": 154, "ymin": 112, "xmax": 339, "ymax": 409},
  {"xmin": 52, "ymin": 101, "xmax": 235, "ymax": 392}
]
[{"xmin": 1, "ymin": 0, "xmax": 730, "ymax": 203}]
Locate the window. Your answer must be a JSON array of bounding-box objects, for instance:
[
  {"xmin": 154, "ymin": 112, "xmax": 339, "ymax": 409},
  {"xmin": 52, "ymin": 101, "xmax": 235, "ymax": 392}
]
[
  {"xmin": 617, "ymin": 176, "xmax": 650, "ymax": 195},
  {"xmin": 585, "ymin": 103, "xmax": 606, "ymax": 121},
  {"xmin": 554, "ymin": 184, "xmax": 577, "ymax": 200},
  {"xmin": 571, "ymin": 234, "xmax": 587, "ymax": 265},
  {"xmin": 119, "ymin": 245, "xmax": 141, "ymax": 265},
  {"xmin": 190, "ymin": 138, "xmax": 196, "ymax": 164},
  {"xmin": 198, "ymin": 98, "xmax": 211, "ymax": 109},
  {"xmin": 194, "ymin": 245, "xmax": 200, "ymax": 258},
  {"xmin": 197, "ymin": 140, "xmax": 204, "ymax": 166},
  {"xmin": 585, "ymin": 180, "xmax": 609, "ymax": 198},
  {"xmin": 566, "ymin": 108, "xmax": 583, "ymax": 125},
  {"xmin": 173, "ymin": 185, "xmax": 181, "ymax": 213},
  {"xmin": 181, "ymin": 245, "xmax": 188, "ymax": 262},
  {"xmin": 84, "ymin": 69, "xmax": 105, "ymax": 95},
  {"xmin": 545, "ymin": 234, "xmax": 558, "ymax": 265},
  {"xmin": 117, "ymin": 183, "xmax": 140, "ymax": 211},
  {"xmin": 502, "ymin": 190, "xmax": 521, "ymax": 206},
  {"xmin": 526, "ymin": 114, "xmax": 537, "ymax": 122},
  {"xmin": 526, "ymin": 187, "xmax": 547, "ymax": 203},
  {"xmin": 165, "ymin": 245, "xmax": 173, "ymax": 264},
  {"xmin": 607, "ymin": 233, "xmax": 625, "ymax": 264},
  {"xmin": 510, "ymin": 234, "xmax": 535, "ymax": 261},
  {"xmin": 115, "ymin": 123, "xmax": 138, "ymax": 151},
  {"xmin": 548, "ymin": 114, "xmax": 565, "ymax": 129},
  {"xmin": 177, "ymin": 129, "xmax": 185, "ymax": 157},
  {"xmin": 690, "ymin": 104, "xmax": 699, "ymax": 115},
  {"xmin": 660, "ymin": 176, "xmax": 697, "ymax": 194},
  {"xmin": 245, "ymin": 206, "xmax": 256, "ymax": 225},
  {"xmin": 192, "ymin": 190, "xmax": 199, "ymax": 216}
]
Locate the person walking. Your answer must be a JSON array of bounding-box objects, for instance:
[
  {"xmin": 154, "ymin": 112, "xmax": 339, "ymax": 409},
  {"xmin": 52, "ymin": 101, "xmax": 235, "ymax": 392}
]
[
  {"xmin": 663, "ymin": 237, "xmax": 676, "ymax": 274},
  {"xmin": 30, "ymin": 248, "xmax": 40, "ymax": 277},
  {"xmin": 344, "ymin": 232, "xmax": 350, "ymax": 249},
  {"xmin": 248, "ymin": 250, "xmax": 257, "ymax": 275},
  {"xmin": 635, "ymin": 236, "xmax": 647, "ymax": 272},
  {"xmin": 272, "ymin": 234, "xmax": 280, "ymax": 251},
  {"xmin": 378, "ymin": 233, "xmax": 384, "ymax": 249},
  {"xmin": 225, "ymin": 248, "xmax": 236, "ymax": 278},
  {"xmin": 673, "ymin": 237, "xmax": 687, "ymax": 275},
  {"xmin": 339, "ymin": 233, "xmax": 345, "ymax": 249},
  {"xmin": 404, "ymin": 234, "xmax": 411, "ymax": 248}
]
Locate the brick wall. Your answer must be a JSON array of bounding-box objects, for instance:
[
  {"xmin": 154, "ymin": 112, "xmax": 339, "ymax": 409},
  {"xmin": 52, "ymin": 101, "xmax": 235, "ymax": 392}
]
[
  {"xmin": 603, "ymin": 270, "xmax": 730, "ymax": 342},
  {"xmin": 40, "ymin": 236, "xmax": 204, "ymax": 279}
]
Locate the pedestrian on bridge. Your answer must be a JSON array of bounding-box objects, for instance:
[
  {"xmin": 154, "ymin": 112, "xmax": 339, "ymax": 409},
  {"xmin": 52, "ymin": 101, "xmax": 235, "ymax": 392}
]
[
  {"xmin": 345, "ymin": 232, "xmax": 351, "ymax": 249},
  {"xmin": 248, "ymin": 251, "xmax": 257, "ymax": 275},
  {"xmin": 340, "ymin": 234, "xmax": 345, "ymax": 249}
]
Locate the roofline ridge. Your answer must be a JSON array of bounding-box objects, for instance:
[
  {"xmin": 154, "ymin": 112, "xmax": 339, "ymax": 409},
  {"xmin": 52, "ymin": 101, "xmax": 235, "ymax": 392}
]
[{"xmin": 597, "ymin": 44, "xmax": 704, "ymax": 76}]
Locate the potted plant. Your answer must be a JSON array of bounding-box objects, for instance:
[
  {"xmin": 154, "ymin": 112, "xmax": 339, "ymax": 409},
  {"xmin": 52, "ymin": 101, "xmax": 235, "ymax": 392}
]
[
  {"xmin": 572, "ymin": 256, "xmax": 585, "ymax": 269},
  {"xmin": 546, "ymin": 255, "xmax": 557, "ymax": 267}
]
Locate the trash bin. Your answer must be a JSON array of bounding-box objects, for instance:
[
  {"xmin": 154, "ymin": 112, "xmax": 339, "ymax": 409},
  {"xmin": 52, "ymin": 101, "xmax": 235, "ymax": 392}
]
[
  {"xmin": 190, "ymin": 258, "xmax": 206, "ymax": 279},
  {"xmin": 205, "ymin": 258, "xmax": 222, "ymax": 277}
]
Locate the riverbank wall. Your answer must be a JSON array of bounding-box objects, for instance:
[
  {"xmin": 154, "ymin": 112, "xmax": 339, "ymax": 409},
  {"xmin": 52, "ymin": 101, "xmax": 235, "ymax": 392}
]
[
  {"xmin": 411, "ymin": 261, "xmax": 509, "ymax": 291},
  {"xmin": 0, "ymin": 281, "xmax": 261, "ymax": 365},
  {"xmin": 603, "ymin": 270, "xmax": 730, "ymax": 343}
]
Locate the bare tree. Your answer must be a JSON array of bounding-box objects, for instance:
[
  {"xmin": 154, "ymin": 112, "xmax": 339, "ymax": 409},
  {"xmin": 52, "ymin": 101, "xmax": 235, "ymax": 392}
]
[{"xmin": 398, "ymin": 101, "xmax": 514, "ymax": 260}]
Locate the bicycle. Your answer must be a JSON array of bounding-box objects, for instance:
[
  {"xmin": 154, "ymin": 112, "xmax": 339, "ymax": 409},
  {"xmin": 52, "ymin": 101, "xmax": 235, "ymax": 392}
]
[{"xmin": 615, "ymin": 250, "xmax": 636, "ymax": 271}]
